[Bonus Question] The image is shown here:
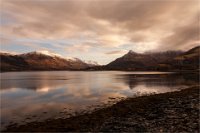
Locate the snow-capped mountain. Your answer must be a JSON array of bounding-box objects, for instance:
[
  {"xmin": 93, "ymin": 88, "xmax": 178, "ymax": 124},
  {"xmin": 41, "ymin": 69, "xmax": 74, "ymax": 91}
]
[{"xmin": 0, "ymin": 51, "xmax": 98, "ymax": 71}]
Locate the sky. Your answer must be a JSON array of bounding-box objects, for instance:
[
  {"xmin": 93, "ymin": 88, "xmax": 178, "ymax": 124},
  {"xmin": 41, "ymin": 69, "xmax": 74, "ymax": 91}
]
[{"xmin": 0, "ymin": 0, "xmax": 199, "ymax": 64}]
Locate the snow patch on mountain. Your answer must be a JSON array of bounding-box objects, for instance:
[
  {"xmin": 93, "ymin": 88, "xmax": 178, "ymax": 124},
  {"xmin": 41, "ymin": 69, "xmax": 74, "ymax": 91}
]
[
  {"xmin": 20, "ymin": 51, "xmax": 75, "ymax": 61},
  {"xmin": 35, "ymin": 51, "xmax": 81, "ymax": 61},
  {"xmin": 34, "ymin": 50, "xmax": 62, "ymax": 57}
]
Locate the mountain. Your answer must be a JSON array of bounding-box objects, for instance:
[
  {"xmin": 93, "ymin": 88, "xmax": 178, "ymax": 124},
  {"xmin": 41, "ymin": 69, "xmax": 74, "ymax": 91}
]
[
  {"xmin": 105, "ymin": 46, "xmax": 199, "ymax": 71},
  {"xmin": 105, "ymin": 50, "xmax": 182, "ymax": 71},
  {"xmin": 166, "ymin": 46, "xmax": 200, "ymax": 71},
  {"xmin": 0, "ymin": 51, "xmax": 97, "ymax": 71}
]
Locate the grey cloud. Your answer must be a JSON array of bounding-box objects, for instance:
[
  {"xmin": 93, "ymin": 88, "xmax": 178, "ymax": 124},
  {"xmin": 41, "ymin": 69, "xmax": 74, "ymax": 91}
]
[
  {"xmin": 1, "ymin": 0, "xmax": 199, "ymax": 52},
  {"xmin": 159, "ymin": 16, "xmax": 199, "ymax": 51}
]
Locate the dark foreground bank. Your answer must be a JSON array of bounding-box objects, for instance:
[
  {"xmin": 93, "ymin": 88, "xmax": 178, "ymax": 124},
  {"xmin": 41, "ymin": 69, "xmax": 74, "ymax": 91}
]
[{"xmin": 4, "ymin": 86, "xmax": 199, "ymax": 132}]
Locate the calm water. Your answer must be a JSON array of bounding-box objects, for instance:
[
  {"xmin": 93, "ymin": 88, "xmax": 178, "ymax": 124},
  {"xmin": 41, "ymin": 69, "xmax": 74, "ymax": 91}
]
[{"xmin": 0, "ymin": 71, "xmax": 198, "ymax": 128}]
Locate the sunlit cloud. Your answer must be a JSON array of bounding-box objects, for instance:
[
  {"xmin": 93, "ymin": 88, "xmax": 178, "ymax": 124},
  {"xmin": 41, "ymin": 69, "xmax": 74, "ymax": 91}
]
[
  {"xmin": 65, "ymin": 44, "xmax": 92, "ymax": 53},
  {"xmin": 105, "ymin": 50, "xmax": 128, "ymax": 55}
]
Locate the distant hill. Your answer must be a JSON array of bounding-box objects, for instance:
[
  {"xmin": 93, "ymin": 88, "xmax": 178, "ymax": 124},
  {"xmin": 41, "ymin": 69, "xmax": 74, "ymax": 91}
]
[
  {"xmin": 0, "ymin": 51, "xmax": 98, "ymax": 72},
  {"xmin": 104, "ymin": 46, "xmax": 199, "ymax": 71}
]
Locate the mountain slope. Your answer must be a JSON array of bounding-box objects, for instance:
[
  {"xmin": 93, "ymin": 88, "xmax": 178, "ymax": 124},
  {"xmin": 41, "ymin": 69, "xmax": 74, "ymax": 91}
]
[
  {"xmin": 167, "ymin": 46, "xmax": 200, "ymax": 70},
  {"xmin": 0, "ymin": 53, "xmax": 28, "ymax": 71}
]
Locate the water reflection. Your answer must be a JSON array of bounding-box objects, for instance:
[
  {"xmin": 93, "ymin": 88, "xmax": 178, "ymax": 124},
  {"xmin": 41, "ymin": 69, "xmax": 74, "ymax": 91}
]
[
  {"xmin": 115, "ymin": 73, "xmax": 198, "ymax": 90},
  {"xmin": 0, "ymin": 71, "xmax": 198, "ymax": 129}
]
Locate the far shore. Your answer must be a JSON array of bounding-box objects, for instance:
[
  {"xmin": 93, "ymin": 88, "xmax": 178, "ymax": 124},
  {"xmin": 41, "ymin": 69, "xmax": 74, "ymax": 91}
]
[
  {"xmin": 1, "ymin": 69, "xmax": 199, "ymax": 73},
  {"xmin": 4, "ymin": 85, "xmax": 199, "ymax": 132}
]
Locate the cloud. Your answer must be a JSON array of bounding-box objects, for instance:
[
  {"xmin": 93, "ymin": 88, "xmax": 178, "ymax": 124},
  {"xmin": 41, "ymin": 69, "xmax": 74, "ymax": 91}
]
[
  {"xmin": 159, "ymin": 16, "xmax": 199, "ymax": 51},
  {"xmin": 97, "ymin": 34, "xmax": 130, "ymax": 47},
  {"xmin": 105, "ymin": 50, "xmax": 128, "ymax": 55},
  {"xmin": 65, "ymin": 44, "xmax": 92, "ymax": 53},
  {"xmin": 1, "ymin": 0, "xmax": 199, "ymax": 64},
  {"xmin": 0, "ymin": 35, "xmax": 12, "ymax": 44}
]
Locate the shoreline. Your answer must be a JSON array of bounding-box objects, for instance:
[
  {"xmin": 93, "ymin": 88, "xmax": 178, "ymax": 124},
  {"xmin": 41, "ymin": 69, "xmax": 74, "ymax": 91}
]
[{"xmin": 4, "ymin": 86, "xmax": 199, "ymax": 132}]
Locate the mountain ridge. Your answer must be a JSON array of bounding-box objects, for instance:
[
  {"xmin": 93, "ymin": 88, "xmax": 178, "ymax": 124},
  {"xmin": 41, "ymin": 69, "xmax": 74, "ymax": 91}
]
[{"xmin": 1, "ymin": 46, "xmax": 199, "ymax": 72}]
